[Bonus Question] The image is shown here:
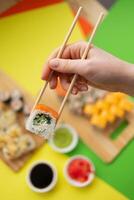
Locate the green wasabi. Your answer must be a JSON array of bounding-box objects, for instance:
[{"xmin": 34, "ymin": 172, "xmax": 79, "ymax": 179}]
[{"xmin": 53, "ymin": 127, "xmax": 73, "ymax": 148}]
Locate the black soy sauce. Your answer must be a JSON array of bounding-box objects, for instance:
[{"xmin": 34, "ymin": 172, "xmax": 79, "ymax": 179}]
[{"xmin": 30, "ymin": 163, "xmax": 54, "ymax": 189}]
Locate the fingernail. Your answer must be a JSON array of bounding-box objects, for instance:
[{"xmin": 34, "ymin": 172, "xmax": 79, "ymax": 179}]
[{"xmin": 49, "ymin": 59, "xmax": 59, "ymax": 68}]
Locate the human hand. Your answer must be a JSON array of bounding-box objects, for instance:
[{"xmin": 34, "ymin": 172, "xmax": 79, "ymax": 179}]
[{"xmin": 42, "ymin": 41, "xmax": 134, "ymax": 96}]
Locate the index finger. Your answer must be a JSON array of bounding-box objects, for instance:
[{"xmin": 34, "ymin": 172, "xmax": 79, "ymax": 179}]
[{"xmin": 41, "ymin": 47, "xmax": 60, "ymax": 80}]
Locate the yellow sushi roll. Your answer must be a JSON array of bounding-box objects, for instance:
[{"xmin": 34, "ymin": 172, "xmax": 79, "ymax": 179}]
[
  {"xmin": 90, "ymin": 114, "xmax": 107, "ymax": 129},
  {"xmin": 102, "ymin": 101, "xmax": 110, "ymax": 110},
  {"xmin": 105, "ymin": 94, "xmax": 119, "ymax": 105},
  {"xmin": 124, "ymin": 102, "xmax": 134, "ymax": 112},
  {"xmin": 95, "ymin": 100, "xmax": 109, "ymax": 111},
  {"xmin": 98, "ymin": 117, "xmax": 107, "ymax": 129},
  {"xmin": 109, "ymin": 105, "xmax": 118, "ymax": 115},
  {"xmin": 100, "ymin": 110, "xmax": 109, "ymax": 122},
  {"xmin": 90, "ymin": 115, "xmax": 100, "ymax": 126},
  {"xmin": 92, "ymin": 105, "xmax": 100, "ymax": 115},
  {"xmin": 109, "ymin": 105, "xmax": 125, "ymax": 118},
  {"xmin": 83, "ymin": 104, "xmax": 93, "ymax": 116},
  {"xmin": 115, "ymin": 108, "xmax": 125, "ymax": 118},
  {"xmin": 107, "ymin": 113, "xmax": 115, "ymax": 123},
  {"xmin": 95, "ymin": 100, "xmax": 104, "ymax": 109},
  {"xmin": 112, "ymin": 92, "xmax": 126, "ymax": 100},
  {"xmin": 83, "ymin": 104, "xmax": 99, "ymax": 116},
  {"xmin": 119, "ymin": 100, "xmax": 133, "ymax": 112}
]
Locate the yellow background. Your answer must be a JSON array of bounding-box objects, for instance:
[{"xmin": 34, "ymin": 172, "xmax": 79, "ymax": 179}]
[{"xmin": 0, "ymin": 2, "xmax": 127, "ymax": 199}]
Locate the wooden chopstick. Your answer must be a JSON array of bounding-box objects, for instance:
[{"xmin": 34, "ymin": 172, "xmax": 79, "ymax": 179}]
[
  {"xmin": 57, "ymin": 12, "xmax": 104, "ymax": 121},
  {"xmin": 31, "ymin": 7, "xmax": 82, "ymax": 113}
]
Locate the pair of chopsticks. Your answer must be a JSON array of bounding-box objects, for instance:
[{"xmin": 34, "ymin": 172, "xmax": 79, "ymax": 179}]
[{"xmin": 31, "ymin": 7, "xmax": 104, "ymax": 122}]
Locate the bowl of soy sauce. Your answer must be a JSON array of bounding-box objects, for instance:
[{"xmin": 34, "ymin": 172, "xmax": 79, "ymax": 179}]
[{"xmin": 26, "ymin": 161, "xmax": 58, "ymax": 193}]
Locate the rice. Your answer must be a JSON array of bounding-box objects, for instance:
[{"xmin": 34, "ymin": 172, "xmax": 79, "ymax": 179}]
[{"xmin": 26, "ymin": 109, "xmax": 56, "ymax": 139}]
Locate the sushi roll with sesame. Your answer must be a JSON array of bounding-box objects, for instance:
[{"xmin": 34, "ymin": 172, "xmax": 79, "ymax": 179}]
[
  {"xmin": 11, "ymin": 90, "xmax": 23, "ymax": 101},
  {"xmin": 11, "ymin": 98, "xmax": 24, "ymax": 112},
  {"xmin": 2, "ymin": 134, "xmax": 36, "ymax": 160},
  {"xmin": 0, "ymin": 91, "xmax": 11, "ymax": 104},
  {"xmin": 26, "ymin": 104, "xmax": 58, "ymax": 139}
]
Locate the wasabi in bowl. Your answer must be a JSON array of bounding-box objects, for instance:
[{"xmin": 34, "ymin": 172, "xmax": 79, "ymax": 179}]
[{"xmin": 49, "ymin": 123, "xmax": 79, "ymax": 153}]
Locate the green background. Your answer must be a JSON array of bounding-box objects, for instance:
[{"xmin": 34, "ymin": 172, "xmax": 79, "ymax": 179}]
[{"xmin": 69, "ymin": 0, "xmax": 134, "ymax": 199}]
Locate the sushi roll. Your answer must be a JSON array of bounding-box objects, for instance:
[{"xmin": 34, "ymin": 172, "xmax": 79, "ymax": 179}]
[
  {"xmin": 11, "ymin": 99, "xmax": 23, "ymax": 112},
  {"xmin": 18, "ymin": 134, "xmax": 36, "ymax": 153},
  {"xmin": 11, "ymin": 89, "xmax": 23, "ymax": 101},
  {"xmin": 0, "ymin": 110, "xmax": 16, "ymax": 132},
  {"xmin": 0, "ymin": 135, "xmax": 6, "ymax": 149},
  {"xmin": 2, "ymin": 134, "xmax": 36, "ymax": 160},
  {"xmin": 6, "ymin": 124, "xmax": 22, "ymax": 138},
  {"xmin": 0, "ymin": 91, "xmax": 11, "ymax": 104},
  {"xmin": 26, "ymin": 104, "xmax": 58, "ymax": 139}
]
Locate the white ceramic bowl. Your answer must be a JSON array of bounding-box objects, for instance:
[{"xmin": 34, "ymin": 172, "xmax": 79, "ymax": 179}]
[
  {"xmin": 26, "ymin": 160, "xmax": 58, "ymax": 193},
  {"xmin": 49, "ymin": 123, "xmax": 79, "ymax": 153},
  {"xmin": 64, "ymin": 155, "xmax": 95, "ymax": 187}
]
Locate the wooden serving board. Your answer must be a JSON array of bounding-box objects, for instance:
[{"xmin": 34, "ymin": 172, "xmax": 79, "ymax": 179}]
[{"xmin": 0, "ymin": 70, "xmax": 44, "ymax": 172}]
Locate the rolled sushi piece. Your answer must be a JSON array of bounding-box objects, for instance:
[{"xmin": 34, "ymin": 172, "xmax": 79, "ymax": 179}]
[
  {"xmin": 11, "ymin": 98, "xmax": 23, "ymax": 112},
  {"xmin": 26, "ymin": 104, "xmax": 58, "ymax": 139},
  {"xmin": 11, "ymin": 89, "xmax": 23, "ymax": 101},
  {"xmin": 0, "ymin": 91, "xmax": 11, "ymax": 104}
]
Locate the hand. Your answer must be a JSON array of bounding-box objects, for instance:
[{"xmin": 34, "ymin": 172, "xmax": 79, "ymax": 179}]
[{"xmin": 42, "ymin": 41, "xmax": 134, "ymax": 96}]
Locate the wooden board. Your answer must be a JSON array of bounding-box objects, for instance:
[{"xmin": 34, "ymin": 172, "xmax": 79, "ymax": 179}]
[{"xmin": 0, "ymin": 70, "xmax": 44, "ymax": 172}]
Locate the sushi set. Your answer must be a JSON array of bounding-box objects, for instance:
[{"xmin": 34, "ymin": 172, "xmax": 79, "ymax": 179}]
[
  {"xmin": 0, "ymin": 71, "xmax": 44, "ymax": 171},
  {"xmin": 1, "ymin": 7, "xmax": 134, "ymax": 177}
]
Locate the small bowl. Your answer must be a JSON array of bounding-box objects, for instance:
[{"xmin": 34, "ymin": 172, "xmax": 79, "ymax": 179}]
[
  {"xmin": 64, "ymin": 155, "xmax": 95, "ymax": 187},
  {"xmin": 26, "ymin": 160, "xmax": 58, "ymax": 193},
  {"xmin": 49, "ymin": 123, "xmax": 79, "ymax": 153}
]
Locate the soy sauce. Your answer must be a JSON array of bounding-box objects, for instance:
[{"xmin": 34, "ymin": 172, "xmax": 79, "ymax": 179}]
[{"xmin": 30, "ymin": 163, "xmax": 53, "ymax": 189}]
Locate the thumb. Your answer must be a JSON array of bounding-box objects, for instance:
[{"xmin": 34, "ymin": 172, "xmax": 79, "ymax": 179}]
[{"xmin": 48, "ymin": 58, "xmax": 88, "ymax": 75}]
